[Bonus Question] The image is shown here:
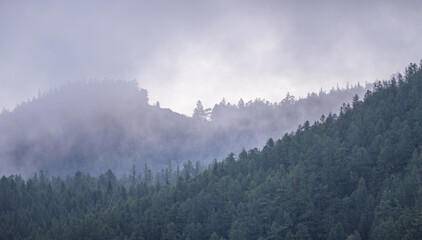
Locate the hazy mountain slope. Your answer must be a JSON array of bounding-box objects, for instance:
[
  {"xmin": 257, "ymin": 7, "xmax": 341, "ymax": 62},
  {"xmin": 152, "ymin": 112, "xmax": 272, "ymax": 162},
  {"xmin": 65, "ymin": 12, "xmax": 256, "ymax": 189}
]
[
  {"xmin": 0, "ymin": 80, "xmax": 368, "ymax": 177},
  {"xmin": 208, "ymin": 83, "xmax": 370, "ymax": 155},
  {"xmin": 0, "ymin": 81, "xmax": 209, "ymax": 176},
  {"xmin": 0, "ymin": 62, "xmax": 421, "ymax": 240}
]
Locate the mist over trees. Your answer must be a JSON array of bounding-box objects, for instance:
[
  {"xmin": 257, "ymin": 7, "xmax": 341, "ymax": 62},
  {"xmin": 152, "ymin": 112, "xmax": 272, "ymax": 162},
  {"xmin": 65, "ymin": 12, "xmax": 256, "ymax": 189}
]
[
  {"xmin": 0, "ymin": 79, "xmax": 368, "ymax": 177},
  {"xmin": 0, "ymin": 81, "xmax": 206, "ymax": 176},
  {"xmin": 204, "ymin": 82, "xmax": 370, "ymax": 157},
  {"xmin": 0, "ymin": 62, "xmax": 421, "ymax": 239}
]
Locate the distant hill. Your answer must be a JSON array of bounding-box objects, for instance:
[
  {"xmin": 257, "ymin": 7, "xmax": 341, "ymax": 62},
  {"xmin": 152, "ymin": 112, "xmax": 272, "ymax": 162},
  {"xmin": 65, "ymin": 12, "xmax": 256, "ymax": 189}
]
[
  {"xmin": 0, "ymin": 80, "xmax": 369, "ymax": 176},
  {"xmin": 0, "ymin": 62, "xmax": 421, "ymax": 239},
  {"xmin": 0, "ymin": 81, "xmax": 206, "ymax": 176}
]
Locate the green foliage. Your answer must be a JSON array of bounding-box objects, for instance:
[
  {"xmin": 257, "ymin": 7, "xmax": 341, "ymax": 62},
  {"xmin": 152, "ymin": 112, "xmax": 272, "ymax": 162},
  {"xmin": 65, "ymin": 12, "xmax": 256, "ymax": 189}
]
[
  {"xmin": 327, "ymin": 223, "xmax": 346, "ymax": 240},
  {"xmin": 1, "ymin": 62, "xmax": 422, "ymax": 239}
]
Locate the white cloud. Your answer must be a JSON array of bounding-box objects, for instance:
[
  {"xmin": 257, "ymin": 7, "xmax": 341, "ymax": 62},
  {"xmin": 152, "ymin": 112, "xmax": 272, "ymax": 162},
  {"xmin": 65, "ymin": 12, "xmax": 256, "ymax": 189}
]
[{"xmin": 1, "ymin": 0, "xmax": 422, "ymax": 114}]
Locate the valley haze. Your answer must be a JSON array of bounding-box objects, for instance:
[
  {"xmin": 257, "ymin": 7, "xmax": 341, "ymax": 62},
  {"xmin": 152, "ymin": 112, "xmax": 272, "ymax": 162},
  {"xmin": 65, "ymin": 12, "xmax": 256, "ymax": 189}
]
[
  {"xmin": 1, "ymin": 1, "xmax": 422, "ymax": 238},
  {"xmin": 0, "ymin": 81, "xmax": 368, "ymax": 177}
]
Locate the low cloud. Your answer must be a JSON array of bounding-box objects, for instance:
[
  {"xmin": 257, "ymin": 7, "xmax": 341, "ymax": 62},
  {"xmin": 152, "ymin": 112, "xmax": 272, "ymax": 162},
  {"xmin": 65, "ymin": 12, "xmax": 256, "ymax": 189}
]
[{"xmin": 1, "ymin": 0, "xmax": 421, "ymax": 114}]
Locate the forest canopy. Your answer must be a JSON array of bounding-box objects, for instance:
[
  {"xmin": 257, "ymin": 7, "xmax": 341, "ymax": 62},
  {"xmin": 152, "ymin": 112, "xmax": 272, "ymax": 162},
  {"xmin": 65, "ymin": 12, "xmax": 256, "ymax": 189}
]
[
  {"xmin": 1, "ymin": 62, "xmax": 422, "ymax": 239},
  {"xmin": 0, "ymin": 78, "xmax": 368, "ymax": 177}
]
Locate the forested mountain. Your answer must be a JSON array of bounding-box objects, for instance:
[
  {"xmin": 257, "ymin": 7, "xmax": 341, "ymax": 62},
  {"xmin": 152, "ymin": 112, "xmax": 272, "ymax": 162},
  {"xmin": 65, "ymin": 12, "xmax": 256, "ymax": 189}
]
[
  {"xmin": 0, "ymin": 81, "xmax": 207, "ymax": 176},
  {"xmin": 0, "ymin": 62, "xmax": 421, "ymax": 240},
  {"xmin": 0, "ymin": 80, "xmax": 367, "ymax": 177},
  {"xmin": 205, "ymin": 83, "xmax": 369, "ymax": 157}
]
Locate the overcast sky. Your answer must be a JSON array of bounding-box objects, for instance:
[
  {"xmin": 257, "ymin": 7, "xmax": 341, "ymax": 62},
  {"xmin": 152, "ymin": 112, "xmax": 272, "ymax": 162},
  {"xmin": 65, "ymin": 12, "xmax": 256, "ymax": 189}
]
[{"xmin": 1, "ymin": 0, "xmax": 421, "ymax": 115}]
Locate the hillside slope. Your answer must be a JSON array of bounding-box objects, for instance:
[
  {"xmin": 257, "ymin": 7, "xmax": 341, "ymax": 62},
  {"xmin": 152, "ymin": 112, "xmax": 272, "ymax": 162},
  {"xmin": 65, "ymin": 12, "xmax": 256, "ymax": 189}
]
[
  {"xmin": 0, "ymin": 81, "xmax": 208, "ymax": 176},
  {"xmin": 0, "ymin": 80, "xmax": 367, "ymax": 177},
  {"xmin": 0, "ymin": 62, "xmax": 421, "ymax": 239}
]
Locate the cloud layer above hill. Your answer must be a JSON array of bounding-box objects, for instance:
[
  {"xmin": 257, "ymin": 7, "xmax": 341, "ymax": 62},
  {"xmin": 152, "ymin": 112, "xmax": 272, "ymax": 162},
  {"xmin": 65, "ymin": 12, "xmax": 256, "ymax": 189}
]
[{"xmin": 1, "ymin": 0, "xmax": 421, "ymax": 114}]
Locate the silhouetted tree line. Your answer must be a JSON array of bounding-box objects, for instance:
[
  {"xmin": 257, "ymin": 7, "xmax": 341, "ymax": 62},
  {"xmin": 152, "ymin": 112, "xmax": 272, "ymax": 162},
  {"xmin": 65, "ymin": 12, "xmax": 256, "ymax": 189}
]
[
  {"xmin": 1, "ymin": 61, "xmax": 422, "ymax": 239},
  {"xmin": 0, "ymin": 77, "xmax": 367, "ymax": 177},
  {"xmin": 192, "ymin": 82, "xmax": 370, "ymax": 166}
]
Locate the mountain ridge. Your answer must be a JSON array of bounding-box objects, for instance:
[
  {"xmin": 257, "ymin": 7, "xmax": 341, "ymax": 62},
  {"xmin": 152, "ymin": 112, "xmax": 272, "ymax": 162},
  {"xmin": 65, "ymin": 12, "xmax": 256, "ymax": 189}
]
[
  {"xmin": 0, "ymin": 62, "xmax": 421, "ymax": 239},
  {"xmin": 0, "ymin": 79, "xmax": 369, "ymax": 177}
]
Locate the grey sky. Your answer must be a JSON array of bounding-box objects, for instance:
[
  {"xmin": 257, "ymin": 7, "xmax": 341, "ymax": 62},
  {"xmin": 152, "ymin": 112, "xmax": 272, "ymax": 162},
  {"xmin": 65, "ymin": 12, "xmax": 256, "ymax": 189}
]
[{"xmin": 1, "ymin": 0, "xmax": 421, "ymax": 115}]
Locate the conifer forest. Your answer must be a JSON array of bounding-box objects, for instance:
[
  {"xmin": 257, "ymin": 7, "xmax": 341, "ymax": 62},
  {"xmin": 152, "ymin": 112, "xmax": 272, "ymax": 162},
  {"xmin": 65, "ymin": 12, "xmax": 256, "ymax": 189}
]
[{"xmin": 1, "ymin": 63, "xmax": 422, "ymax": 239}]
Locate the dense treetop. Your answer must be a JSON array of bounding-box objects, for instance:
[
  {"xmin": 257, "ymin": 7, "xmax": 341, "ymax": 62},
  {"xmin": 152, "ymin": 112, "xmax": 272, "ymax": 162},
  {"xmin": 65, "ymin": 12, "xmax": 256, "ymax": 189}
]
[{"xmin": 1, "ymin": 62, "xmax": 422, "ymax": 239}]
